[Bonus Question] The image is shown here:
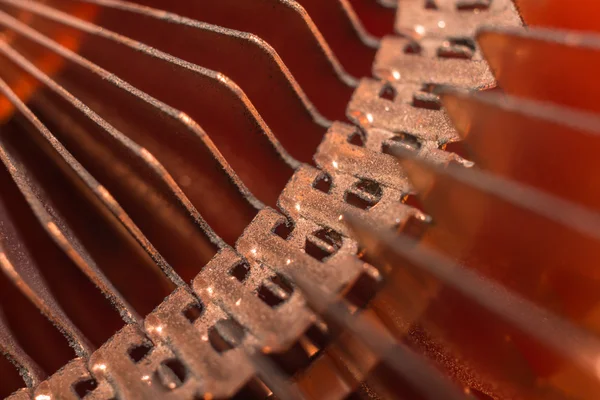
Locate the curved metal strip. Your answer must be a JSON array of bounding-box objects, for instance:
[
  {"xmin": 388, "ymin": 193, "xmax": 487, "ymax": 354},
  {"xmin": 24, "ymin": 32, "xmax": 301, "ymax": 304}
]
[
  {"xmin": 0, "ymin": 311, "xmax": 44, "ymax": 391},
  {"xmin": 347, "ymin": 0, "xmax": 397, "ymax": 38},
  {"xmin": 0, "ymin": 8, "xmax": 263, "ymax": 246},
  {"xmin": 0, "ymin": 96, "xmax": 150, "ymax": 325},
  {"xmin": 293, "ymin": 0, "xmax": 379, "ymax": 77},
  {"xmin": 40, "ymin": 0, "xmax": 332, "ymax": 163},
  {"xmin": 126, "ymin": 0, "xmax": 358, "ymax": 120},
  {"xmin": 0, "ymin": 0, "xmax": 298, "ymax": 206},
  {"xmin": 0, "ymin": 65, "xmax": 188, "ymax": 289},
  {"xmin": 0, "ymin": 233, "xmax": 78, "ymax": 376},
  {"xmin": 0, "ymin": 42, "xmax": 180, "ymax": 323},
  {"xmin": 0, "ymin": 153, "xmax": 94, "ymax": 357},
  {"xmin": 0, "ymin": 127, "xmax": 176, "ymax": 318},
  {"xmin": 0, "ymin": 44, "xmax": 234, "ymax": 277}
]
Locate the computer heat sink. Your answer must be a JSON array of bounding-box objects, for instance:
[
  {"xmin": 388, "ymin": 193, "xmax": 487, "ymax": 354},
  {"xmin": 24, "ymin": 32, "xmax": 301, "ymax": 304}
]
[{"xmin": 0, "ymin": 0, "xmax": 599, "ymax": 399}]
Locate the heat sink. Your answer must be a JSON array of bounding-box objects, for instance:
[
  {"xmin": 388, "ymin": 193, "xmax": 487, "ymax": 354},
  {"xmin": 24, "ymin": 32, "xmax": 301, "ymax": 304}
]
[{"xmin": 0, "ymin": 0, "xmax": 599, "ymax": 399}]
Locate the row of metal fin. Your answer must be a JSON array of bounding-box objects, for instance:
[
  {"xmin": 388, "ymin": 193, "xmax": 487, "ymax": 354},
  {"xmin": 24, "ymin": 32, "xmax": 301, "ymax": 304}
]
[{"xmin": 0, "ymin": 0, "xmax": 599, "ymax": 399}]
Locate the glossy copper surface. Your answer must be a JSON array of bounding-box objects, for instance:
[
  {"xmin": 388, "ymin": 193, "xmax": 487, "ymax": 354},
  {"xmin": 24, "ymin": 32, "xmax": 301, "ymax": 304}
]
[{"xmin": 0, "ymin": 1, "xmax": 597, "ymax": 400}]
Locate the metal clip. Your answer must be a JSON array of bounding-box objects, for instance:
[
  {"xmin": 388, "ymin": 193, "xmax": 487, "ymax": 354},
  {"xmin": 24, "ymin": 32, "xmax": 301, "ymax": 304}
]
[
  {"xmin": 315, "ymin": 122, "xmax": 464, "ymax": 190},
  {"xmin": 145, "ymin": 288, "xmax": 253, "ymax": 399},
  {"xmin": 347, "ymin": 78, "xmax": 458, "ymax": 143},
  {"xmin": 373, "ymin": 36, "xmax": 494, "ymax": 88},
  {"xmin": 279, "ymin": 165, "xmax": 412, "ymax": 237},
  {"xmin": 87, "ymin": 325, "xmax": 182, "ymax": 400},
  {"xmin": 193, "ymin": 248, "xmax": 313, "ymax": 353},
  {"xmin": 396, "ymin": 0, "xmax": 521, "ymax": 38},
  {"xmin": 4, "ymin": 390, "xmax": 31, "ymax": 400},
  {"xmin": 237, "ymin": 207, "xmax": 363, "ymax": 294},
  {"xmin": 34, "ymin": 358, "xmax": 115, "ymax": 400}
]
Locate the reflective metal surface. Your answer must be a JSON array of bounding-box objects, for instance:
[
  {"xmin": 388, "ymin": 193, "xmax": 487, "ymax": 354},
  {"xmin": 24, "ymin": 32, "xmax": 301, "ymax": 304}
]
[{"xmin": 0, "ymin": 1, "xmax": 598, "ymax": 399}]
